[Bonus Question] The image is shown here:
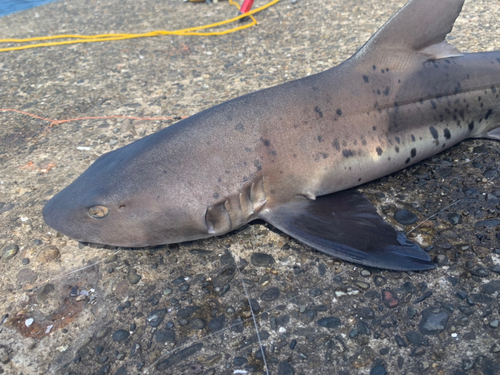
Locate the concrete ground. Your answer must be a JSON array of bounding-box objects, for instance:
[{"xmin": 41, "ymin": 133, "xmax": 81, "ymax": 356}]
[{"xmin": 0, "ymin": 0, "xmax": 499, "ymax": 374}]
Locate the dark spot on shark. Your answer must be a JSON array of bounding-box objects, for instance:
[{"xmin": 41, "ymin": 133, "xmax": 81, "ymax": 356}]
[
  {"xmin": 459, "ymin": 110, "xmax": 465, "ymax": 120},
  {"xmin": 358, "ymin": 178, "xmax": 362, "ymax": 182},
  {"xmin": 429, "ymin": 126, "xmax": 439, "ymax": 140},
  {"xmin": 317, "ymin": 135, "xmax": 323, "ymax": 142},
  {"xmin": 261, "ymin": 138, "xmax": 271, "ymax": 147},
  {"xmin": 254, "ymin": 160, "xmax": 262, "ymax": 171},
  {"xmin": 342, "ymin": 140, "xmax": 348, "ymax": 147},
  {"xmin": 484, "ymin": 109, "xmax": 493, "ymax": 120},
  {"xmin": 405, "ymin": 157, "xmax": 411, "ymax": 164},
  {"xmin": 336, "ymin": 109, "xmax": 342, "ymax": 116},
  {"xmin": 363, "ymin": 75, "xmax": 369, "ymax": 83},
  {"xmin": 245, "ymin": 147, "xmax": 252, "ymax": 153},
  {"xmin": 411, "ymin": 134, "xmax": 415, "ymax": 142},
  {"xmin": 314, "ymin": 106, "xmax": 323, "ymax": 118},
  {"xmin": 293, "ymin": 154, "xmax": 297, "ymax": 158},
  {"xmin": 478, "ymin": 96, "xmax": 482, "ymax": 101},
  {"xmin": 383, "ymin": 87, "xmax": 390, "ymax": 96},
  {"xmin": 372, "ymin": 126, "xmax": 377, "ymax": 131},
  {"xmin": 430, "ymin": 100, "xmax": 437, "ymax": 110},
  {"xmin": 235, "ymin": 123, "xmax": 245, "ymax": 132},
  {"xmin": 468, "ymin": 121, "xmax": 474, "ymax": 131},
  {"xmin": 411, "ymin": 148, "xmax": 416, "ymax": 158},
  {"xmin": 443, "ymin": 128, "xmax": 451, "ymax": 140},
  {"xmin": 332, "ymin": 140, "xmax": 340, "ymax": 151},
  {"xmin": 442, "ymin": 143, "xmax": 446, "ymax": 148},
  {"xmin": 395, "ymin": 146, "xmax": 400, "ymax": 153},
  {"xmin": 376, "ymin": 89, "xmax": 381, "ymax": 95},
  {"xmin": 381, "ymin": 69, "xmax": 385, "ymax": 74},
  {"xmin": 353, "ymin": 139, "xmax": 358, "ymax": 146},
  {"xmin": 454, "ymin": 81, "xmax": 461, "ymax": 94},
  {"xmin": 213, "ymin": 192, "xmax": 220, "ymax": 199},
  {"xmin": 372, "ymin": 65, "xmax": 376, "ymax": 70},
  {"xmin": 445, "ymin": 59, "xmax": 451, "ymax": 64},
  {"xmin": 376, "ymin": 147, "xmax": 383, "ymax": 156},
  {"xmin": 361, "ymin": 136, "xmax": 367, "ymax": 146},
  {"xmin": 342, "ymin": 149, "xmax": 355, "ymax": 158},
  {"xmin": 270, "ymin": 150, "xmax": 277, "ymax": 156},
  {"xmin": 398, "ymin": 79, "xmax": 401, "ymax": 84},
  {"xmin": 395, "ymin": 137, "xmax": 401, "ymax": 144}
]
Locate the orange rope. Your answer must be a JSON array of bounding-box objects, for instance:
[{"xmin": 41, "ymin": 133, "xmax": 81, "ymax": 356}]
[{"xmin": 0, "ymin": 108, "xmax": 188, "ymax": 127}]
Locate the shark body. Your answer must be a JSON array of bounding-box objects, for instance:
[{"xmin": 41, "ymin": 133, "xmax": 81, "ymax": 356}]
[{"xmin": 43, "ymin": 0, "xmax": 500, "ymax": 270}]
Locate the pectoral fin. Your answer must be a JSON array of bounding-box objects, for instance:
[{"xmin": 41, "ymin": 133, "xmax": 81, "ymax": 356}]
[{"xmin": 260, "ymin": 190, "xmax": 436, "ymax": 271}]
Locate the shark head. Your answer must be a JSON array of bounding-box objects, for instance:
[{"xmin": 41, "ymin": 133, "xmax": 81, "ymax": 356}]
[{"xmin": 42, "ymin": 134, "xmax": 210, "ymax": 247}]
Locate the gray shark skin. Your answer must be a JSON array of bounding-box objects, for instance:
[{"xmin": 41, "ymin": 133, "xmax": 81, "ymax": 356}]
[{"xmin": 43, "ymin": 0, "xmax": 500, "ymax": 271}]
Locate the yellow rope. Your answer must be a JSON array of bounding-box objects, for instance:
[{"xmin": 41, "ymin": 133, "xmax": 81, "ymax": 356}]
[{"xmin": 0, "ymin": 0, "xmax": 280, "ymax": 52}]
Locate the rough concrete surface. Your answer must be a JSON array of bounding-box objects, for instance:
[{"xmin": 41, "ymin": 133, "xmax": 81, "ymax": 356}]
[{"xmin": 0, "ymin": 0, "xmax": 499, "ymax": 374}]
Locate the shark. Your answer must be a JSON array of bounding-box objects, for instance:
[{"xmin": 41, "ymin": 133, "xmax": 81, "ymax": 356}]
[{"xmin": 42, "ymin": 0, "xmax": 500, "ymax": 271}]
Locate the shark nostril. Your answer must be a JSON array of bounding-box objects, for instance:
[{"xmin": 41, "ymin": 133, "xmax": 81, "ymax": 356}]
[
  {"xmin": 88, "ymin": 205, "xmax": 108, "ymax": 219},
  {"xmin": 118, "ymin": 205, "xmax": 126, "ymax": 210}
]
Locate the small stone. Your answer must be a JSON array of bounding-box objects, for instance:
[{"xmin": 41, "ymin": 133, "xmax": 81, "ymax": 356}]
[
  {"xmin": 37, "ymin": 283, "xmax": 55, "ymax": 302},
  {"xmin": 357, "ymin": 307, "xmax": 375, "ymax": 319},
  {"xmin": 481, "ymin": 280, "xmax": 500, "ymax": 295},
  {"xmin": 434, "ymin": 254, "xmax": 449, "ymax": 266},
  {"xmin": 112, "ymin": 329, "xmax": 130, "ymax": 342},
  {"xmin": 147, "ymin": 309, "xmax": 167, "ymax": 327},
  {"xmin": 155, "ymin": 343, "xmax": 203, "ymax": 371},
  {"xmin": 233, "ymin": 357, "xmax": 248, "ymax": 366},
  {"xmin": 277, "ymin": 360, "xmax": 294, "ymax": 375},
  {"xmin": 405, "ymin": 331, "xmax": 429, "ymax": 346},
  {"xmin": 250, "ymin": 253, "xmax": 275, "ymax": 267},
  {"xmin": 395, "ymin": 334, "xmax": 408, "ymax": 347},
  {"xmin": 207, "ymin": 315, "xmax": 225, "ymax": 332},
  {"xmin": 317, "ymin": 317, "xmax": 341, "ymax": 329},
  {"xmin": 2, "ymin": 244, "xmax": 19, "ymax": 260},
  {"xmin": 355, "ymin": 281, "xmax": 370, "ymax": 290},
  {"xmin": 22, "ymin": 258, "xmax": 30, "ymax": 265},
  {"xmin": 410, "ymin": 347, "xmax": 426, "ymax": 357},
  {"xmin": 172, "ymin": 276, "xmax": 186, "ymax": 284},
  {"xmin": 156, "ymin": 329, "xmax": 175, "ymax": 343},
  {"xmin": 349, "ymin": 346, "xmax": 375, "ymax": 368},
  {"xmin": 260, "ymin": 287, "xmax": 280, "ymax": 301},
  {"xmin": 16, "ymin": 268, "xmax": 37, "ymax": 284},
  {"xmin": 249, "ymin": 299, "xmax": 261, "ymax": 313},
  {"xmin": 309, "ymin": 287, "xmax": 322, "ymax": 297},
  {"xmin": 370, "ymin": 365, "xmax": 386, "ymax": 375},
  {"xmin": 470, "ymin": 266, "xmax": 489, "ymax": 277},
  {"xmin": 127, "ymin": 269, "xmax": 141, "ymax": 284},
  {"xmin": 489, "ymin": 320, "xmax": 499, "ymax": 328},
  {"xmin": 179, "ymin": 284, "xmax": 190, "ymax": 292},
  {"xmin": 95, "ymin": 327, "xmax": 110, "ymax": 339},
  {"xmin": 447, "ymin": 213, "xmax": 462, "ymax": 225},
  {"xmin": 475, "ymin": 219, "xmax": 500, "ymax": 228},
  {"xmin": 418, "ymin": 308, "xmax": 449, "ymax": 335},
  {"xmin": 418, "ymin": 360, "xmax": 430, "ymax": 372},
  {"xmin": 36, "ymin": 246, "xmax": 60, "ymax": 263},
  {"xmin": 129, "ymin": 343, "xmax": 141, "ymax": 358},
  {"xmin": 382, "ymin": 289, "xmax": 399, "ymax": 308},
  {"xmin": 189, "ymin": 318, "xmax": 206, "ymax": 330},
  {"xmin": 394, "ymin": 209, "xmax": 417, "ymax": 225}
]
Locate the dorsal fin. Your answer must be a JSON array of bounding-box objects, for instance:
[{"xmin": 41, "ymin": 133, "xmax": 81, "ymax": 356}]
[{"xmin": 353, "ymin": 0, "xmax": 464, "ymax": 66}]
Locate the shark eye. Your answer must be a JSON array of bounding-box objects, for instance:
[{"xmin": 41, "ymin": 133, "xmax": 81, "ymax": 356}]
[{"xmin": 88, "ymin": 205, "xmax": 108, "ymax": 219}]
